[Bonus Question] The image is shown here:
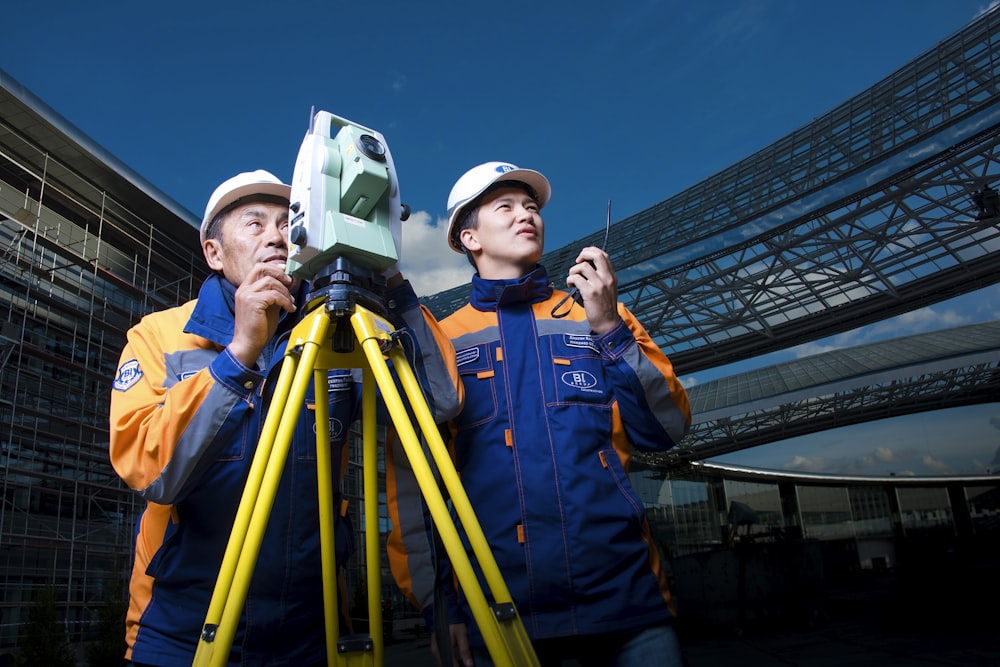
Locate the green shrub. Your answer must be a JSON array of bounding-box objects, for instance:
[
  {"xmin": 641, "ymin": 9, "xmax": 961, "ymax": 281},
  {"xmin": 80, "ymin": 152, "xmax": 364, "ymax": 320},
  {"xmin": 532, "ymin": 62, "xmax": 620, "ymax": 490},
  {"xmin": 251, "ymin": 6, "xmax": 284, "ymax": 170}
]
[
  {"xmin": 85, "ymin": 577, "xmax": 128, "ymax": 667},
  {"xmin": 14, "ymin": 586, "xmax": 76, "ymax": 667}
]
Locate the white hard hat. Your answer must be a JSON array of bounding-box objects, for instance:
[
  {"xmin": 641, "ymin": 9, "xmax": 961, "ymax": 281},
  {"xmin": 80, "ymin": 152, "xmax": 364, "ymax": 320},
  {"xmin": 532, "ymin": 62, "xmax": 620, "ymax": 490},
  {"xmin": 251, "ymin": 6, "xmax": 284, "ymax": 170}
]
[
  {"xmin": 200, "ymin": 170, "xmax": 291, "ymax": 242},
  {"xmin": 445, "ymin": 161, "xmax": 551, "ymax": 252}
]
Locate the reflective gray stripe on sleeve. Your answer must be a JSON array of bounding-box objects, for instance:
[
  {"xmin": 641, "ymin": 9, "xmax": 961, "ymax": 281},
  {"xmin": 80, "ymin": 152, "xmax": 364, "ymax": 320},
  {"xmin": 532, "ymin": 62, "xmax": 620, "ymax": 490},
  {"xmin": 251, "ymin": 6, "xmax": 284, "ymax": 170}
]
[{"xmin": 622, "ymin": 342, "xmax": 689, "ymax": 444}]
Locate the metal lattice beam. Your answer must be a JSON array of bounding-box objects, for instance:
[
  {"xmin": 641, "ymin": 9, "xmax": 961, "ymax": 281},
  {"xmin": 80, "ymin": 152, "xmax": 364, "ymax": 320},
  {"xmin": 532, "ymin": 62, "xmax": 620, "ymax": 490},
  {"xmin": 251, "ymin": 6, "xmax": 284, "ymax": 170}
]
[
  {"xmin": 424, "ymin": 9, "xmax": 1000, "ymax": 375},
  {"xmin": 642, "ymin": 321, "xmax": 1000, "ymax": 464},
  {"xmin": 419, "ymin": 10, "xmax": 1000, "ymax": 467}
]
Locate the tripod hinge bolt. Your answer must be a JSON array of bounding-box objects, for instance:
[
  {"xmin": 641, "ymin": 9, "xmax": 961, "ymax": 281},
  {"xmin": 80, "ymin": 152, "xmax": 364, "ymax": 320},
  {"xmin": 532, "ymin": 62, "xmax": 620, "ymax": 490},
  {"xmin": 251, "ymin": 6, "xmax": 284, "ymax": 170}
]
[
  {"xmin": 201, "ymin": 623, "xmax": 219, "ymax": 642},
  {"xmin": 492, "ymin": 602, "xmax": 516, "ymax": 621},
  {"xmin": 337, "ymin": 634, "xmax": 375, "ymax": 653}
]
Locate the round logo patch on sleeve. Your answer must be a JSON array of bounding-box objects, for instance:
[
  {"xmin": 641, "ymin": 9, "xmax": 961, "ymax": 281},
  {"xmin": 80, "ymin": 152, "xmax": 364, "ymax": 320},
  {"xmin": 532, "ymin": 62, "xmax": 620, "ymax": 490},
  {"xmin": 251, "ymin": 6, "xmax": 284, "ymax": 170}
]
[{"xmin": 113, "ymin": 359, "xmax": 143, "ymax": 392}]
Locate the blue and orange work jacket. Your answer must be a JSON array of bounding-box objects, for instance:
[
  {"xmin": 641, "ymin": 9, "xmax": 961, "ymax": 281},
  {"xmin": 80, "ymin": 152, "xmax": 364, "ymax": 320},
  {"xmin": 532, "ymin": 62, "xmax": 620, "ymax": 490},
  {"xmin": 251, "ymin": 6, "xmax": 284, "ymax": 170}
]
[
  {"xmin": 387, "ymin": 265, "xmax": 691, "ymax": 646},
  {"xmin": 110, "ymin": 274, "xmax": 459, "ymax": 666}
]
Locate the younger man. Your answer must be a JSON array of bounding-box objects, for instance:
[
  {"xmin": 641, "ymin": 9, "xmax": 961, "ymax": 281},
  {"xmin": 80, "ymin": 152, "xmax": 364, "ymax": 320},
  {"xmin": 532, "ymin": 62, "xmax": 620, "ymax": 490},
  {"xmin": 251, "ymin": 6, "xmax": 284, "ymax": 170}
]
[{"xmin": 389, "ymin": 162, "xmax": 692, "ymax": 666}]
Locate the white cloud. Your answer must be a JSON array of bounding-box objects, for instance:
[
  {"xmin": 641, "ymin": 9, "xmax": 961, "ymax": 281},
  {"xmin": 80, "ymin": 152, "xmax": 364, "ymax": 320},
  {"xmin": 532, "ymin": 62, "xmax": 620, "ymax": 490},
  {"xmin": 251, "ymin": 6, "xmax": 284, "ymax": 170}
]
[
  {"xmin": 397, "ymin": 210, "xmax": 473, "ymax": 297},
  {"xmin": 788, "ymin": 301, "xmax": 978, "ymax": 359},
  {"xmin": 873, "ymin": 447, "xmax": 897, "ymax": 463},
  {"xmin": 867, "ymin": 306, "xmax": 967, "ymax": 337},
  {"xmin": 922, "ymin": 455, "xmax": 952, "ymax": 474},
  {"xmin": 979, "ymin": 2, "xmax": 1000, "ymax": 19},
  {"xmin": 776, "ymin": 441, "xmax": 926, "ymax": 476},
  {"xmin": 392, "ymin": 72, "xmax": 407, "ymax": 94},
  {"xmin": 971, "ymin": 457, "xmax": 993, "ymax": 474},
  {"xmin": 783, "ymin": 455, "xmax": 831, "ymax": 473}
]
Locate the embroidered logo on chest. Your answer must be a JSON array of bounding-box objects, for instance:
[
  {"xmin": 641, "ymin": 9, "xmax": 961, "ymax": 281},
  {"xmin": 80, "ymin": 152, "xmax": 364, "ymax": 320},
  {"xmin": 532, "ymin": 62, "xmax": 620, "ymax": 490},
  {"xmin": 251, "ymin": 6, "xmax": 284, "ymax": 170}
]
[
  {"xmin": 561, "ymin": 370, "xmax": 598, "ymax": 390},
  {"xmin": 315, "ymin": 418, "xmax": 346, "ymax": 439}
]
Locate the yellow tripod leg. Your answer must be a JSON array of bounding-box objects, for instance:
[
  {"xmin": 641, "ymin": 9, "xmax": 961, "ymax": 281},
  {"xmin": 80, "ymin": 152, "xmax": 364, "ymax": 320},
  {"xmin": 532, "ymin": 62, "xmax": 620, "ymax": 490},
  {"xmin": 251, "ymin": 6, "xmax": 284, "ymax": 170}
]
[
  {"xmin": 323, "ymin": 368, "xmax": 382, "ymax": 667},
  {"xmin": 362, "ymin": 369, "xmax": 383, "ymax": 665},
  {"xmin": 311, "ymin": 332, "xmax": 384, "ymax": 666},
  {"xmin": 314, "ymin": 367, "xmax": 341, "ymax": 664},
  {"xmin": 193, "ymin": 308, "xmax": 330, "ymax": 667},
  {"xmin": 193, "ymin": 300, "xmax": 538, "ymax": 667},
  {"xmin": 350, "ymin": 306, "xmax": 540, "ymax": 667}
]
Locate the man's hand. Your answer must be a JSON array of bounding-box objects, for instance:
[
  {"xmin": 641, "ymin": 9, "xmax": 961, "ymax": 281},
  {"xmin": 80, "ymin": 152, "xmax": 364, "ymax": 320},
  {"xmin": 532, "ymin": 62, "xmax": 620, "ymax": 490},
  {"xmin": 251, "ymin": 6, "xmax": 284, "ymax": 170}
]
[
  {"xmin": 565, "ymin": 245, "xmax": 619, "ymax": 335},
  {"xmin": 430, "ymin": 623, "xmax": 474, "ymax": 667},
  {"xmin": 229, "ymin": 262, "xmax": 298, "ymax": 367}
]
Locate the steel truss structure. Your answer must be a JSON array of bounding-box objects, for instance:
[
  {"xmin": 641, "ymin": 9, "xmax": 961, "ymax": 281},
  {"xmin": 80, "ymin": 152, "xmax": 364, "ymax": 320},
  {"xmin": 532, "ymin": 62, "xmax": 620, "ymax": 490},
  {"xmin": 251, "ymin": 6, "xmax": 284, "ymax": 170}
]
[
  {"xmin": 423, "ymin": 7, "xmax": 1000, "ymax": 463},
  {"xmin": 657, "ymin": 320, "xmax": 1000, "ymax": 464}
]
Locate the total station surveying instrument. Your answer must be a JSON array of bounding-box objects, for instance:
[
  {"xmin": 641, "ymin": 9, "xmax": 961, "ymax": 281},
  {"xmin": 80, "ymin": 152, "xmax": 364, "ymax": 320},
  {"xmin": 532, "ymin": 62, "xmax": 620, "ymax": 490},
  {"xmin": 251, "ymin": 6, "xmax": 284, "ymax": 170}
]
[{"xmin": 191, "ymin": 110, "xmax": 539, "ymax": 667}]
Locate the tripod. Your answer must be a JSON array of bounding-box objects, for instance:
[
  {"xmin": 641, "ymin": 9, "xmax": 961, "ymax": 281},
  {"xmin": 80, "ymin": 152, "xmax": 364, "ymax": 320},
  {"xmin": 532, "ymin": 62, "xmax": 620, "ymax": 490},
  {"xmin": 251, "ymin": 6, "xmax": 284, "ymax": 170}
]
[{"xmin": 190, "ymin": 285, "xmax": 539, "ymax": 667}]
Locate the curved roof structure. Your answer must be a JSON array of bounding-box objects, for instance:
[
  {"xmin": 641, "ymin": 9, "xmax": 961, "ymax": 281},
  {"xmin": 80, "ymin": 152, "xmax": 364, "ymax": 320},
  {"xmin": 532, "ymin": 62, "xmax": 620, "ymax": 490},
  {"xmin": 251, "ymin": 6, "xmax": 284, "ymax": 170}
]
[
  {"xmin": 646, "ymin": 319, "xmax": 1000, "ymax": 465},
  {"xmin": 424, "ymin": 6, "xmax": 1000, "ymax": 472}
]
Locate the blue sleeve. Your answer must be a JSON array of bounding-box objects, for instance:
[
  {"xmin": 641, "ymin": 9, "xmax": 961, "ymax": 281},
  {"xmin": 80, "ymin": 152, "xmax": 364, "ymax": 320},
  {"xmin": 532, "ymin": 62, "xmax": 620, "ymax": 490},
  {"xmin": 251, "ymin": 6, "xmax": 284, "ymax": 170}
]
[{"xmin": 596, "ymin": 310, "xmax": 691, "ymax": 452}]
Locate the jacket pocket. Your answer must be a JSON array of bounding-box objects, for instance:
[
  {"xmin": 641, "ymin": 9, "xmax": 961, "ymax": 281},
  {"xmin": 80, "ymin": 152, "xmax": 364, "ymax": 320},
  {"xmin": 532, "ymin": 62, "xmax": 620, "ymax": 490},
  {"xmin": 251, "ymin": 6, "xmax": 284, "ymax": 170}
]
[
  {"xmin": 454, "ymin": 343, "xmax": 499, "ymax": 428},
  {"xmin": 298, "ymin": 371, "xmax": 356, "ymax": 461},
  {"xmin": 549, "ymin": 334, "xmax": 612, "ymax": 406},
  {"xmin": 598, "ymin": 447, "xmax": 646, "ymax": 523}
]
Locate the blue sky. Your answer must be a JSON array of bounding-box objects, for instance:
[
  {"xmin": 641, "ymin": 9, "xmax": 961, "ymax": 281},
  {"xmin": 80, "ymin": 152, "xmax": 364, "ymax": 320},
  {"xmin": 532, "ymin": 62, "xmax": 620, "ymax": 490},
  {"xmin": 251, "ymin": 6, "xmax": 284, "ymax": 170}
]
[{"xmin": 6, "ymin": 0, "xmax": 999, "ymax": 477}]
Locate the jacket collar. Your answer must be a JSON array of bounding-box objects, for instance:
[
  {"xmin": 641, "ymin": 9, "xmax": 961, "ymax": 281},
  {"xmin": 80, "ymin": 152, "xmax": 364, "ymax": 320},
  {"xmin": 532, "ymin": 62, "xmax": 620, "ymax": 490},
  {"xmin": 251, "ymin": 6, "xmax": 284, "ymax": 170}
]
[
  {"xmin": 470, "ymin": 265, "xmax": 553, "ymax": 312},
  {"xmin": 185, "ymin": 273, "xmax": 306, "ymax": 347}
]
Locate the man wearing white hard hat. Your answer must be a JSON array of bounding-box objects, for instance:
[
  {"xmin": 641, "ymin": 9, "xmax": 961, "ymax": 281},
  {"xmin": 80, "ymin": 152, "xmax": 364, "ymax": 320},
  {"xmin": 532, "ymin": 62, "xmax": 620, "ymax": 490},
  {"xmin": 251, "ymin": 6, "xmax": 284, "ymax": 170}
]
[
  {"xmin": 111, "ymin": 170, "xmax": 461, "ymax": 666},
  {"xmin": 387, "ymin": 162, "xmax": 692, "ymax": 667}
]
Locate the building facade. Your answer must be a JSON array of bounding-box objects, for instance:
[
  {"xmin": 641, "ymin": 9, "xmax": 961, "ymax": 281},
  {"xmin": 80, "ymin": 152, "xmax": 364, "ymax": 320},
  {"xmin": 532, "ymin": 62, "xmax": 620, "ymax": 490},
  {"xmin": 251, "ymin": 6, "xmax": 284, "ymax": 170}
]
[
  {"xmin": 0, "ymin": 69, "xmax": 208, "ymax": 649},
  {"xmin": 630, "ymin": 462, "xmax": 999, "ymax": 628}
]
